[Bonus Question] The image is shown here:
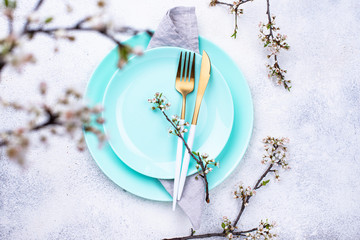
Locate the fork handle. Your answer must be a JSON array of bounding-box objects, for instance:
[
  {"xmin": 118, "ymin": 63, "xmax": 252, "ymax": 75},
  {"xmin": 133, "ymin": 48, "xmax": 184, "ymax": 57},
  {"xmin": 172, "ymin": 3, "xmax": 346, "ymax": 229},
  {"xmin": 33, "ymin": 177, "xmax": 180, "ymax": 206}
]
[
  {"xmin": 181, "ymin": 95, "xmax": 186, "ymax": 119},
  {"xmin": 177, "ymin": 124, "xmax": 196, "ymax": 200},
  {"xmin": 172, "ymin": 119, "xmax": 184, "ymax": 210}
]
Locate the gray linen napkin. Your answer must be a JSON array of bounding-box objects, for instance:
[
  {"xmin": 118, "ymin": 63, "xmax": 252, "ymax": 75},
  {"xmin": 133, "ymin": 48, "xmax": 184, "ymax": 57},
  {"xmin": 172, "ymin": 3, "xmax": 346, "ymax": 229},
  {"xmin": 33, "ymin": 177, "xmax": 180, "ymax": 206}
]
[{"xmin": 147, "ymin": 7, "xmax": 204, "ymax": 229}]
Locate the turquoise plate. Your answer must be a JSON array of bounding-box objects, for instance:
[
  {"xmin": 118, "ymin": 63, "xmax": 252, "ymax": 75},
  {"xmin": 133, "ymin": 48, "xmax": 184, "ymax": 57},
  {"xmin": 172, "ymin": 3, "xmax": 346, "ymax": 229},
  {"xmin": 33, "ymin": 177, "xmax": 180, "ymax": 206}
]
[
  {"xmin": 102, "ymin": 47, "xmax": 234, "ymax": 179},
  {"xmin": 84, "ymin": 33, "xmax": 253, "ymax": 201}
]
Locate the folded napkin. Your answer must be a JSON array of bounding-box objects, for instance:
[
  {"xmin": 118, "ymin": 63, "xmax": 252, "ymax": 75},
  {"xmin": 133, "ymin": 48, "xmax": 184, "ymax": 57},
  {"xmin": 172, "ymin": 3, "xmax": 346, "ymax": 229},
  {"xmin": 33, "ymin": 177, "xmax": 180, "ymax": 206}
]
[{"xmin": 147, "ymin": 7, "xmax": 204, "ymax": 229}]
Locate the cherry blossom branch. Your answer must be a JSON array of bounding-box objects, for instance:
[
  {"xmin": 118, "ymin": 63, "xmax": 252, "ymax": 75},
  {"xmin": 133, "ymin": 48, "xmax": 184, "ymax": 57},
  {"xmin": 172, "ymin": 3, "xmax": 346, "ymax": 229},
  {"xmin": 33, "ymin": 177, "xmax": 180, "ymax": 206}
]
[
  {"xmin": 232, "ymin": 137, "xmax": 289, "ymax": 228},
  {"xmin": 0, "ymin": 107, "xmax": 60, "ymax": 147},
  {"xmin": 1, "ymin": 0, "xmax": 45, "ymax": 73},
  {"xmin": 0, "ymin": 0, "xmax": 150, "ymax": 74},
  {"xmin": 232, "ymin": 164, "xmax": 272, "ymax": 227},
  {"xmin": 32, "ymin": 108, "xmax": 60, "ymax": 130},
  {"xmin": 161, "ymin": 109, "xmax": 210, "ymax": 203},
  {"xmin": 148, "ymin": 93, "xmax": 211, "ymax": 203},
  {"xmin": 23, "ymin": 19, "xmax": 126, "ymax": 48},
  {"xmin": 165, "ymin": 160, "xmax": 278, "ymax": 240},
  {"xmin": 0, "ymin": 83, "xmax": 105, "ymax": 164},
  {"xmin": 22, "ymin": 15, "xmax": 148, "ymax": 48},
  {"xmin": 164, "ymin": 137, "xmax": 289, "ymax": 240},
  {"xmin": 209, "ymin": 0, "xmax": 291, "ymax": 90},
  {"xmin": 260, "ymin": 0, "xmax": 291, "ymax": 90}
]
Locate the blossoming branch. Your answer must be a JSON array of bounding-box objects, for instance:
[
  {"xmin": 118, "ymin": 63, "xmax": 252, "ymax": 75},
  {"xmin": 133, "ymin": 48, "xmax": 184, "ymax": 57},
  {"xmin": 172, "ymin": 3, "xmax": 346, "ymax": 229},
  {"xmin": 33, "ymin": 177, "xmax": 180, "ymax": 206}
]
[
  {"xmin": 0, "ymin": 82, "xmax": 105, "ymax": 164},
  {"xmin": 164, "ymin": 136, "xmax": 290, "ymax": 240},
  {"xmin": 0, "ymin": 0, "xmax": 151, "ymax": 76},
  {"xmin": 148, "ymin": 92, "xmax": 219, "ymax": 203},
  {"xmin": 209, "ymin": 0, "xmax": 291, "ymax": 90}
]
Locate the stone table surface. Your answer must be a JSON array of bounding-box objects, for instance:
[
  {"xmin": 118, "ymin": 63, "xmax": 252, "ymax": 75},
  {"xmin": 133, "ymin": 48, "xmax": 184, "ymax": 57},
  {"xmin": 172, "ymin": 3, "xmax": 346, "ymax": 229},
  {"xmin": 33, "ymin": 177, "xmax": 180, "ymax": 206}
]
[{"xmin": 1, "ymin": 0, "xmax": 359, "ymax": 239}]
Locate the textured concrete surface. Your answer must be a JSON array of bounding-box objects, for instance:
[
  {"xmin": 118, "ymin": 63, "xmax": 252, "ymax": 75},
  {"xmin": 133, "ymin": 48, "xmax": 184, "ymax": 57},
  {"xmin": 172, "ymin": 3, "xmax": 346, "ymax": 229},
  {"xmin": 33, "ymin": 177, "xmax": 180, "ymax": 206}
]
[{"xmin": 1, "ymin": 0, "xmax": 360, "ymax": 239}]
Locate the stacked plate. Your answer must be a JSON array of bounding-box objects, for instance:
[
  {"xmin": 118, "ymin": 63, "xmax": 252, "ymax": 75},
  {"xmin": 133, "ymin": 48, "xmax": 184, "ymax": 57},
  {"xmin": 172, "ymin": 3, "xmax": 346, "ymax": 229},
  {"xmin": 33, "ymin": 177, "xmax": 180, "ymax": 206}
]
[{"xmin": 84, "ymin": 33, "xmax": 253, "ymax": 201}]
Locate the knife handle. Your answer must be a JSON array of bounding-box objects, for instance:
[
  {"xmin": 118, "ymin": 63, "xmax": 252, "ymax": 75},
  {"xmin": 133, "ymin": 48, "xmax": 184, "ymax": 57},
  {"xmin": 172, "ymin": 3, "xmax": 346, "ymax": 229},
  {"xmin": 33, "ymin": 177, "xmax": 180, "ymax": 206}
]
[
  {"xmin": 172, "ymin": 120, "xmax": 184, "ymax": 210},
  {"xmin": 177, "ymin": 124, "xmax": 196, "ymax": 200}
]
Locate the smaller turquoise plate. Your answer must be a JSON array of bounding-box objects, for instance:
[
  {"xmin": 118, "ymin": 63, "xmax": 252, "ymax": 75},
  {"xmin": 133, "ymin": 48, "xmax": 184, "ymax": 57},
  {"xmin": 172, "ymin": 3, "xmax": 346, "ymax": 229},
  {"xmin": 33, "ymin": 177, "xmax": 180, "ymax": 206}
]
[{"xmin": 102, "ymin": 47, "xmax": 234, "ymax": 179}]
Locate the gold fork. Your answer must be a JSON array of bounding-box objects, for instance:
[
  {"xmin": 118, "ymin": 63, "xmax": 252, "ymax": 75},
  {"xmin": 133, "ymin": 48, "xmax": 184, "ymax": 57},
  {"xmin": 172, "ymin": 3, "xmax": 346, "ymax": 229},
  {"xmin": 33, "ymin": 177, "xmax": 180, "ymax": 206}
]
[{"xmin": 173, "ymin": 52, "xmax": 195, "ymax": 210}]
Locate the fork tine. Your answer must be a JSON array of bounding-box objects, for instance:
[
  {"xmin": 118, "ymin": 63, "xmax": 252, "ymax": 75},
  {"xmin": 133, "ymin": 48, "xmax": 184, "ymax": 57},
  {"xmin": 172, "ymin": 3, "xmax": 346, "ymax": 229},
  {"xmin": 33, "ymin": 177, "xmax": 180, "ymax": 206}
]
[
  {"xmin": 182, "ymin": 52, "xmax": 187, "ymax": 81},
  {"xmin": 186, "ymin": 52, "xmax": 191, "ymax": 81},
  {"xmin": 190, "ymin": 53, "xmax": 195, "ymax": 81},
  {"xmin": 176, "ymin": 52, "xmax": 182, "ymax": 78}
]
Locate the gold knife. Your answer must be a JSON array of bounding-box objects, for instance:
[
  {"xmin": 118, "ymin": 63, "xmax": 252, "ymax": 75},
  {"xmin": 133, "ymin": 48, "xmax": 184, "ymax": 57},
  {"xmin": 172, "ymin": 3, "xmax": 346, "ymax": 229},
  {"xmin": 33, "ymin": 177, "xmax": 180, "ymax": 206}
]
[{"xmin": 177, "ymin": 50, "xmax": 211, "ymax": 199}]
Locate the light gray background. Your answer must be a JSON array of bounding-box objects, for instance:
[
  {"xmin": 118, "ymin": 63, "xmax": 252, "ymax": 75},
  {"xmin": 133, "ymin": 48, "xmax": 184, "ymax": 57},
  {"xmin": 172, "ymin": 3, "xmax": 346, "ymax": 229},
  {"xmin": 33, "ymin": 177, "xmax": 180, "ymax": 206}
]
[{"xmin": 1, "ymin": 0, "xmax": 359, "ymax": 239}]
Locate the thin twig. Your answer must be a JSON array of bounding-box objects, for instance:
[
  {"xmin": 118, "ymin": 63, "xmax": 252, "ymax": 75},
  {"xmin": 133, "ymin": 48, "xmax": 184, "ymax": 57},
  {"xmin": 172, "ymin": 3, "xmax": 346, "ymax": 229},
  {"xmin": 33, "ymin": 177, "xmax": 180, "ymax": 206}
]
[
  {"xmin": 254, "ymin": 164, "xmax": 273, "ymax": 190},
  {"xmin": 0, "ymin": 107, "xmax": 60, "ymax": 147},
  {"xmin": 232, "ymin": 0, "xmax": 254, "ymax": 37},
  {"xmin": 266, "ymin": 0, "xmax": 273, "ymax": 37},
  {"xmin": 213, "ymin": 0, "xmax": 254, "ymax": 38},
  {"xmin": 22, "ymin": 0, "xmax": 45, "ymax": 33},
  {"xmin": 233, "ymin": 6, "xmax": 238, "ymax": 36},
  {"xmin": 213, "ymin": 1, "xmax": 233, "ymax": 7},
  {"xmin": 24, "ymin": 25, "xmax": 124, "ymax": 48},
  {"xmin": 214, "ymin": 0, "xmax": 253, "ymax": 7},
  {"xmin": 33, "ymin": 0, "xmax": 45, "ymax": 11},
  {"xmin": 233, "ymin": 163, "xmax": 273, "ymax": 227},
  {"xmin": 163, "ymin": 228, "xmax": 257, "ymax": 240},
  {"xmin": 31, "ymin": 107, "xmax": 61, "ymax": 131}
]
